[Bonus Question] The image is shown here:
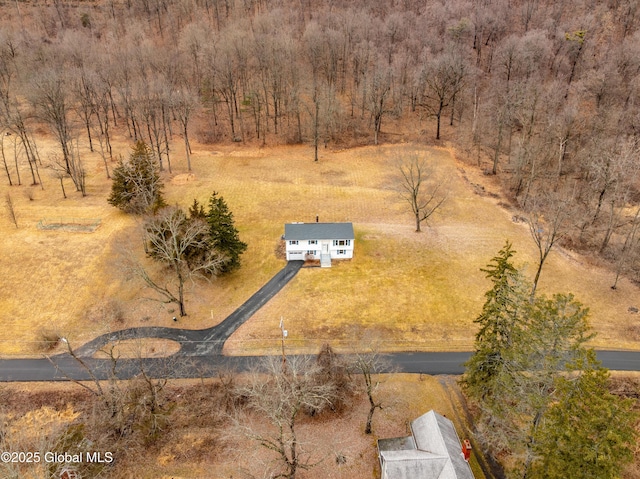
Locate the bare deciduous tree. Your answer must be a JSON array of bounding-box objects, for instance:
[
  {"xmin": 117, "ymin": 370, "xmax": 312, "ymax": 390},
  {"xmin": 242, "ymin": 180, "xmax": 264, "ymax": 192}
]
[
  {"xmin": 234, "ymin": 354, "xmax": 337, "ymax": 479},
  {"xmin": 68, "ymin": 140, "xmax": 86, "ymax": 196},
  {"xmin": 417, "ymin": 52, "xmax": 466, "ymax": 140},
  {"xmin": 584, "ymin": 137, "xmax": 640, "ymax": 253},
  {"xmin": 397, "ymin": 150, "xmax": 448, "ymax": 232},
  {"xmin": 71, "ymin": 66, "xmax": 98, "ymax": 153},
  {"xmin": 47, "ymin": 147, "xmax": 85, "ymax": 196},
  {"xmin": 348, "ymin": 351, "xmax": 391, "ymax": 435},
  {"xmin": 612, "ymin": 205, "xmax": 640, "ymax": 290},
  {"xmin": 30, "ymin": 68, "xmax": 74, "ymax": 175},
  {"xmin": 47, "ymin": 155, "xmax": 69, "ymax": 199},
  {"xmin": 526, "ymin": 190, "xmax": 572, "ymax": 298},
  {"xmin": 367, "ymin": 59, "xmax": 392, "ymax": 146},
  {"xmin": 0, "ymin": 93, "xmax": 42, "ymax": 187},
  {"xmin": 4, "ymin": 192, "xmax": 17, "ymax": 227},
  {"xmin": 303, "ymin": 21, "xmax": 331, "ymax": 162},
  {"xmin": 47, "ymin": 337, "xmax": 114, "ymax": 411},
  {"xmin": 49, "ymin": 147, "xmax": 85, "ymax": 197},
  {"xmin": 49, "ymin": 338, "xmax": 175, "ymax": 445},
  {"xmin": 172, "ymin": 87, "xmax": 198, "ymax": 171},
  {"xmin": 0, "ymin": 131, "xmax": 13, "ymax": 185},
  {"xmin": 211, "ymin": 27, "xmax": 247, "ymax": 143},
  {"xmin": 132, "ymin": 206, "xmax": 227, "ymax": 316}
]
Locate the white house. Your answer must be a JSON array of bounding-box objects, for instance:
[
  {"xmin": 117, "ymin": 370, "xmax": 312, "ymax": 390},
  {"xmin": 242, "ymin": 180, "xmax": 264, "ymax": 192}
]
[
  {"xmin": 284, "ymin": 222, "xmax": 354, "ymax": 267},
  {"xmin": 377, "ymin": 410, "xmax": 475, "ymax": 479}
]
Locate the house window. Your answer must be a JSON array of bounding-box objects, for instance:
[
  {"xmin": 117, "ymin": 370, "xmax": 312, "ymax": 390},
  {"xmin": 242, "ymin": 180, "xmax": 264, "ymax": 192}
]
[
  {"xmin": 289, "ymin": 240, "xmax": 299, "ymax": 245},
  {"xmin": 337, "ymin": 249, "xmax": 347, "ymax": 255},
  {"xmin": 308, "ymin": 240, "xmax": 318, "ymax": 245},
  {"xmin": 333, "ymin": 239, "xmax": 351, "ymax": 246},
  {"xmin": 307, "ymin": 250, "xmax": 317, "ymax": 255}
]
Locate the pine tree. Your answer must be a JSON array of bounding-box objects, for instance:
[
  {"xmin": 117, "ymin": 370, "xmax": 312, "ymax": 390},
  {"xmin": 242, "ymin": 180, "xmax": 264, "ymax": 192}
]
[
  {"xmin": 516, "ymin": 293, "xmax": 593, "ymax": 478},
  {"xmin": 462, "ymin": 240, "xmax": 529, "ymax": 404},
  {"xmin": 184, "ymin": 198, "xmax": 213, "ymax": 270},
  {"xmin": 108, "ymin": 141, "xmax": 165, "ymax": 214},
  {"xmin": 531, "ymin": 352, "xmax": 637, "ymax": 479},
  {"xmin": 188, "ymin": 198, "xmax": 206, "ymax": 219},
  {"xmin": 205, "ymin": 192, "xmax": 247, "ymax": 273}
]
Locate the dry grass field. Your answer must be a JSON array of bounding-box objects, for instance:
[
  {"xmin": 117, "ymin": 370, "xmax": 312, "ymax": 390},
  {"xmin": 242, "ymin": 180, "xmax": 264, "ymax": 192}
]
[{"xmin": 1, "ymin": 133, "xmax": 639, "ymax": 357}]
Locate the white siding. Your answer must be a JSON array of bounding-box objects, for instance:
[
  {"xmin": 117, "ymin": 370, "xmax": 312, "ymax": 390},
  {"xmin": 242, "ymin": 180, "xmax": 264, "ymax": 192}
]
[
  {"xmin": 286, "ymin": 238, "xmax": 353, "ymax": 261},
  {"xmin": 285, "ymin": 239, "xmax": 318, "ymax": 260},
  {"xmin": 329, "ymin": 238, "xmax": 354, "ymax": 259}
]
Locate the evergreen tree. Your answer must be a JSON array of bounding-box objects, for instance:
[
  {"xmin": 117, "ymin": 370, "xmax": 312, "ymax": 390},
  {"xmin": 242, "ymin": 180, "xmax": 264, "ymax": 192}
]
[
  {"xmin": 184, "ymin": 198, "xmax": 213, "ymax": 270},
  {"xmin": 522, "ymin": 293, "xmax": 593, "ymax": 374},
  {"xmin": 108, "ymin": 141, "xmax": 165, "ymax": 214},
  {"xmin": 205, "ymin": 192, "xmax": 247, "ymax": 273},
  {"xmin": 531, "ymin": 352, "xmax": 637, "ymax": 479},
  {"xmin": 515, "ymin": 293, "xmax": 593, "ymax": 478},
  {"xmin": 188, "ymin": 198, "xmax": 206, "ymax": 219},
  {"xmin": 462, "ymin": 240, "xmax": 529, "ymax": 404}
]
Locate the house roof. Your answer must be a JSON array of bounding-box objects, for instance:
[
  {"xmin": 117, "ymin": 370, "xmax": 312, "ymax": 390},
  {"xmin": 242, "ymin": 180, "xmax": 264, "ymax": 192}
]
[
  {"xmin": 378, "ymin": 410, "xmax": 475, "ymax": 479},
  {"xmin": 284, "ymin": 222, "xmax": 354, "ymax": 240}
]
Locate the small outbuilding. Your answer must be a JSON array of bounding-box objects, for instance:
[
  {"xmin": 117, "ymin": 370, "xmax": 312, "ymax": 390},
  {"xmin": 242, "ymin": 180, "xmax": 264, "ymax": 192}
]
[
  {"xmin": 377, "ymin": 410, "xmax": 475, "ymax": 479},
  {"xmin": 284, "ymin": 222, "xmax": 354, "ymax": 267}
]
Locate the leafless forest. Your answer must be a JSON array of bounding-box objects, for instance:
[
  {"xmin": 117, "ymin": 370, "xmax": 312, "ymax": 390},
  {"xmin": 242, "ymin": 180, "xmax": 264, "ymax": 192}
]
[{"xmin": 1, "ymin": 0, "xmax": 640, "ymax": 279}]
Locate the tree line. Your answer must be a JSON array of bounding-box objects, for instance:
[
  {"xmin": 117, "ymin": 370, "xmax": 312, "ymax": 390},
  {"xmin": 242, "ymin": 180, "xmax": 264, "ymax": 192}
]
[{"xmin": 0, "ymin": 0, "xmax": 639, "ymax": 279}]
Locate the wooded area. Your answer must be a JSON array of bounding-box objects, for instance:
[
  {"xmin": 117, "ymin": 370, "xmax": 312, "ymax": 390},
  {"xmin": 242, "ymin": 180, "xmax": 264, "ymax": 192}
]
[{"xmin": 2, "ymin": 0, "xmax": 639, "ymax": 281}]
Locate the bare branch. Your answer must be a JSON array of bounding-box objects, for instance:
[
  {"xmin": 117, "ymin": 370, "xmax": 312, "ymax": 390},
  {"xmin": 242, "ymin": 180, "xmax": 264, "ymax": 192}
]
[
  {"xmin": 4, "ymin": 192, "xmax": 17, "ymax": 228},
  {"xmin": 525, "ymin": 189, "xmax": 573, "ymax": 298},
  {"xmin": 232, "ymin": 355, "xmax": 337, "ymax": 478},
  {"xmin": 128, "ymin": 206, "xmax": 228, "ymax": 316},
  {"xmin": 397, "ymin": 149, "xmax": 449, "ymax": 232}
]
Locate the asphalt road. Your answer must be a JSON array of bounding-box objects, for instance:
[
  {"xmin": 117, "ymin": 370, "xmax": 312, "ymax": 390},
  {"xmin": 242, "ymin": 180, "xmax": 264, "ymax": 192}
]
[{"xmin": 2, "ymin": 351, "xmax": 640, "ymax": 382}]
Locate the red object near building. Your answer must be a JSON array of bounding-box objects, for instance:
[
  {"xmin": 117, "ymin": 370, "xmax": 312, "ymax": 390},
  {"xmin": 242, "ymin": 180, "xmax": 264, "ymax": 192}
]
[{"xmin": 462, "ymin": 439, "xmax": 472, "ymax": 461}]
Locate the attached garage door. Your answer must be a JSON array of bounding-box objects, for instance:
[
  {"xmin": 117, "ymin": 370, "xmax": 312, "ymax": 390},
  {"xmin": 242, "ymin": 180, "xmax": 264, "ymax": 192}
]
[{"xmin": 288, "ymin": 251, "xmax": 304, "ymax": 260}]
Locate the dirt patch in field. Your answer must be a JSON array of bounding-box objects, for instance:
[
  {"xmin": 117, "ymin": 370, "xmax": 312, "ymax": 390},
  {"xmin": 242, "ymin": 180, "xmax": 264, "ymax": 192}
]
[
  {"xmin": 171, "ymin": 173, "xmax": 196, "ymax": 185},
  {"xmin": 93, "ymin": 338, "xmax": 181, "ymax": 359}
]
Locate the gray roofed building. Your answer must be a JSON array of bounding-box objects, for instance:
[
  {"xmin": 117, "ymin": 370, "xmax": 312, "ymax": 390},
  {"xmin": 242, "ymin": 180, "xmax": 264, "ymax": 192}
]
[
  {"xmin": 378, "ymin": 410, "xmax": 475, "ymax": 479},
  {"xmin": 284, "ymin": 222, "xmax": 354, "ymax": 267}
]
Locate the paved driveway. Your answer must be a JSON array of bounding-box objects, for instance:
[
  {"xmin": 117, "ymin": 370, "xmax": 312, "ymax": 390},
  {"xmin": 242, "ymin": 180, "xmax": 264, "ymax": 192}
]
[{"xmin": 73, "ymin": 260, "xmax": 304, "ymax": 357}]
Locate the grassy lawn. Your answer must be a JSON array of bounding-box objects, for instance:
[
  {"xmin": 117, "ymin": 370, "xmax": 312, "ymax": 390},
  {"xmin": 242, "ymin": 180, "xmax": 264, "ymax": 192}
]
[{"xmin": 0, "ymin": 136, "xmax": 638, "ymax": 356}]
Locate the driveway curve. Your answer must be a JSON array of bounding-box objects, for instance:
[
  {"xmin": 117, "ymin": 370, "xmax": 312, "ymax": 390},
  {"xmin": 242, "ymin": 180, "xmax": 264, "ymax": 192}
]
[{"xmin": 72, "ymin": 260, "xmax": 304, "ymax": 358}]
